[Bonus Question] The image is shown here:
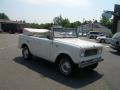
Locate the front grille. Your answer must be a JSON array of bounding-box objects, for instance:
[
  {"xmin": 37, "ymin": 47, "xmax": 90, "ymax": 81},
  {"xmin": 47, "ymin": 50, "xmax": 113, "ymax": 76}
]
[{"xmin": 84, "ymin": 49, "xmax": 98, "ymax": 57}]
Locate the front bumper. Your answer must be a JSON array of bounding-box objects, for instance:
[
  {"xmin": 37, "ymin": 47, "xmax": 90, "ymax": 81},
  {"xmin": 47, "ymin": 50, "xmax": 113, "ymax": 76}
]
[
  {"xmin": 96, "ymin": 38, "xmax": 101, "ymax": 42},
  {"xmin": 78, "ymin": 57, "xmax": 104, "ymax": 68},
  {"xmin": 110, "ymin": 44, "xmax": 120, "ymax": 50}
]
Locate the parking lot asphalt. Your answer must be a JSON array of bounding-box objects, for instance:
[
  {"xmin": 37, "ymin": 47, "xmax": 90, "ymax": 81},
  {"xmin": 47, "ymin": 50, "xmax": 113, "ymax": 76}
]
[{"xmin": 0, "ymin": 33, "xmax": 120, "ymax": 90}]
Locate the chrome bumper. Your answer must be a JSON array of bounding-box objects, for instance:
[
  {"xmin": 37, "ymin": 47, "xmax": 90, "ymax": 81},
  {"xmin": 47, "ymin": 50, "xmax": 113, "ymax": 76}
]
[
  {"xmin": 78, "ymin": 57, "xmax": 104, "ymax": 68},
  {"xmin": 110, "ymin": 44, "xmax": 120, "ymax": 50}
]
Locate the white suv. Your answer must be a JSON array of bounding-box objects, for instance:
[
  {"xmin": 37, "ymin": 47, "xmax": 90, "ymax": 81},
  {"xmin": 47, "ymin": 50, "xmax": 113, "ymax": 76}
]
[
  {"xmin": 18, "ymin": 28, "xmax": 104, "ymax": 76},
  {"xmin": 87, "ymin": 31, "xmax": 102, "ymax": 39}
]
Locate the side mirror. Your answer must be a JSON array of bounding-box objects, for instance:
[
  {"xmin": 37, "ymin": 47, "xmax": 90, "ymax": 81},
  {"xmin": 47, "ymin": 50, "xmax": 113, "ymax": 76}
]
[
  {"xmin": 46, "ymin": 35, "xmax": 53, "ymax": 40},
  {"xmin": 46, "ymin": 36, "xmax": 50, "ymax": 39}
]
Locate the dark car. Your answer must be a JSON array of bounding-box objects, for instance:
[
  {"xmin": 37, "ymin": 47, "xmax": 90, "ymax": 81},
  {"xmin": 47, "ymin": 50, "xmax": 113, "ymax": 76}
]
[{"xmin": 110, "ymin": 32, "xmax": 120, "ymax": 52}]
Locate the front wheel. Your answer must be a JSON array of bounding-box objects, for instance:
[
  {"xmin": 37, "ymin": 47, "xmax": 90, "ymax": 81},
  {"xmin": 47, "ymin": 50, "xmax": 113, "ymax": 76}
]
[
  {"xmin": 100, "ymin": 39, "xmax": 105, "ymax": 43},
  {"xmin": 89, "ymin": 36, "xmax": 94, "ymax": 39},
  {"xmin": 57, "ymin": 56, "xmax": 75, "ymax": 76},
  {"xmin": 117, "ymin": 49, "xmax": 120, "ymax": 53},
  {"xmin": 22, "ymin": 46, "xmax": 32, "ymax": 60}
]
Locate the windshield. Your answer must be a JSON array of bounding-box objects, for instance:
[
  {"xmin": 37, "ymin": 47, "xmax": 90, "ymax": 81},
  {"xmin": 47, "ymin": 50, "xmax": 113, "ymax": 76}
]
[
  {"xmin": 90, "ymin": 32, "xmax": 99, "ymax": 34},
  {"xmin": 113, "ymin": 32, "xmax": 120, "ymax": 39},
  {"xmin": 53, "ymin": 28, "xmax": 78, "ymax": 38}
]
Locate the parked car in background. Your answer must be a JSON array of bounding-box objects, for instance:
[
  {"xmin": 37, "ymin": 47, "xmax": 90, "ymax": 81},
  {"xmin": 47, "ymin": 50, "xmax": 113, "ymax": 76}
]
[
  {"xmin": 78, "ymin": 33, "xmax": 87, "ymax": 37},
  {"xmin": 96, "ymin": 35, "xmax": 112, "ymax": 44},
  {"xmin": 18, "ymin": 28, "xmax": 104, "ymax": 76},
  {"xmin": 60, "ymin": 32, "xmax": 66, "ymax": 35},
  {"xmin": 110, "ymin": 32, "xmax": 120, "ymax": 52},
  {"xmin": 87, "ymin": 31, "xmax": 103, "ymax": 39}
]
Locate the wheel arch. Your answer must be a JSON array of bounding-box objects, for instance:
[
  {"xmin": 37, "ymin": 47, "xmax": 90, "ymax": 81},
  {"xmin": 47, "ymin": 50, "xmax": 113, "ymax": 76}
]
[
  {"xmin": 100, "ymin": 39, "xmax": 105, "ymax": 43},
  {"xmin": 55, "ymin": 53, "xmax": 74, "ymax": 64},
  {"xmin": 21, "ymin": 43, "xmax": 28, "ymax": 48}
]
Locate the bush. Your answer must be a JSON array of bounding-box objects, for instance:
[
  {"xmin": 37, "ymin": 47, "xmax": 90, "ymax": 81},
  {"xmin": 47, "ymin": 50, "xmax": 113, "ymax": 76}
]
[{"xmin": 108, "ymin": 32, "xmax": 113, "ymax": 38}]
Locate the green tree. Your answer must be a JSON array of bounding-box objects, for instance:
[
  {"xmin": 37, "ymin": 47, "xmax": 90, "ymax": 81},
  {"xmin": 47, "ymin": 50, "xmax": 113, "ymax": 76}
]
[
  {"xmin": 73, "ymin": 21, "xmax": 81, "ymax": 27},
  {"xmin": 53, "ymin": 15, "xmax": 71, "ymax": 27},
  {"xmin": 53, "ymin": 15, "xmax": 81, "ymax": 28},
  {"xmin": 100, "ymin": 16, "xmax": 112, "ymax": 29},
  {"xmin": 53, "ymin": 15, "xmax": 63, "ymax": 25},
  {"xmin": 41, "ymin": 23, "xmax": 53, "ymax": 29},
  {"xmin": 61, "ymin": 18, "xmax": 70, "ymax": 27},
  {"xmin": 29, "ymin": 23, "xmax": 53, "ymax": 29},
  {"xmin": 30, "ymin": 23, "xmax": 40, "ymax": 29},
  {"xmin": 0, "ymin": 13, "xmax": 9, "ymax": 20}
]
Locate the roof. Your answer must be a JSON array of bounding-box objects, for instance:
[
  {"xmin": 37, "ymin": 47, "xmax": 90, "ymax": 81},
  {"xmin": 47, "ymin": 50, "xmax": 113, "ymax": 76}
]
[
  {"xmin": 93, "ymin": 23, "xmax": 111, "ymax": 33},
  {"xmin": 0, "ymin": 19, "xmax": 22, "ymax": 24},
  {"xmin": 23, "ymin": 28, "xmax": 49, "ymax": 36},
  {"xmin": 24, "ymin": 28, "xmax": 49, "ymax": 33},
  {"xmin": 78, "ymin": 23, "xmax": 111, "ymax": 34}
]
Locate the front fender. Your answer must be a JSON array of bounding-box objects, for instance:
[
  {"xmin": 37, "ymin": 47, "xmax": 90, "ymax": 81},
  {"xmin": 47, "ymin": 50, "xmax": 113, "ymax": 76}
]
[{"xmin": 51, "ymin": 44, "xmax": 81, "ymax": 64}]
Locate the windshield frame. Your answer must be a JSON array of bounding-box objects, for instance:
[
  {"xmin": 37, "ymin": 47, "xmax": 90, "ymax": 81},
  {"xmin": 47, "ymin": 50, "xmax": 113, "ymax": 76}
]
[
  {"xmin": 112, "ymin": 32, "xmax": 120, "ymax": 39},
  {"xmin": 52, "ymin": 28, "xmax": 79, "ymax": 38}
]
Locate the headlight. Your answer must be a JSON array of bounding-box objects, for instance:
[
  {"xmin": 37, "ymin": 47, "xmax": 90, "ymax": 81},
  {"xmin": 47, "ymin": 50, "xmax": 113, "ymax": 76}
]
[{"xmin": 80, "ymin": 49, "xmax": 84, "ymax": 57}]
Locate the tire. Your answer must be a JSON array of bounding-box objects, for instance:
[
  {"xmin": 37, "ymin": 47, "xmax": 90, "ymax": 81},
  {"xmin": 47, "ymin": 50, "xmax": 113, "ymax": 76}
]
[
  {"xmin": 22, "ymin": 46, "xmax": 32, "ymax": 60},
  {"xmin": 100, "ymin": 39, "xmax": 105, "ymax": 43},
  {"xmin": 84, "ymin": 63, "xmax": 98, "ymax": 71},
  {"xmin": 117, "ymin": 50, "xmax": 120, "ymax": 53},
  {"xmin": 90, "ymin": 36, "xmax": 94, "ymax": 39},
  {"xmin": 57, "ymin": 56, "xmax": 75, "ymax": 76}
]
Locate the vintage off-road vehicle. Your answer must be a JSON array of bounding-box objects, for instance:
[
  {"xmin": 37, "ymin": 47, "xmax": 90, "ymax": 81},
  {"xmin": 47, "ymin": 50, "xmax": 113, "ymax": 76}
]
[{"xmin": 18, "ymin": 28, "xmax": 104, "ymax": 76}]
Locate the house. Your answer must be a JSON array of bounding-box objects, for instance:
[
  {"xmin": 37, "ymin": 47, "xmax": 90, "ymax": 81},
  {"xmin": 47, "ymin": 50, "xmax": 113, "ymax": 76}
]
[
  {"xmin": 0, "ymin": 19, "xmax": 26, "ymax": 33},
  {"xmin": 77, "ymin": 23, "xmax": 112, "ymax": 36},
  {"xmin": 93, "ymin": 23, "xmax": 111, "ymax": 34}
]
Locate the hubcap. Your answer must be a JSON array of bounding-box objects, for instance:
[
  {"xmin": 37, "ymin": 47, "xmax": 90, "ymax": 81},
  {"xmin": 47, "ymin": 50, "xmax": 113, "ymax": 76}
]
[
  {"xmin": 60, "ymin": 60, "xmax": 71, "ymax": 75},
  {"xmin": 23, "ymin": 48, "xmax": 29, "ymax": 59},
  {"xmin": 101, "ymin": 39, "xmax": 105, "ymax": 43}
]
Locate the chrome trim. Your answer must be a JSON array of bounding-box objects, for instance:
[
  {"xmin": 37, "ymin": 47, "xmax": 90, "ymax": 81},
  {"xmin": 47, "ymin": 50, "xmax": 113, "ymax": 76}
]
[{"xmin": 79, "ymin": 58, "xmax": 104, "ymax": 68}]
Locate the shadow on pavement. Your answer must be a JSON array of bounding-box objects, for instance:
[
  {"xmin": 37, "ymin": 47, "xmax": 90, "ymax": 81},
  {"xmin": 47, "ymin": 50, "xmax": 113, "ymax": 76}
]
[
  {"xmin": 13, "ymin": 56, "xmax": 103, "ymax": 89},
  {"xmin": 109, "ymin": 50, "xmax": 120, "ymax": 56}
]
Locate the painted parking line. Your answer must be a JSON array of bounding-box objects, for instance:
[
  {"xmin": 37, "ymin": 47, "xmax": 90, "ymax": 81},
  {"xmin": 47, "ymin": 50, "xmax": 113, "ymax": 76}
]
[{"xmin": 0, "ymin": 48, "xmax": 4, "ymax": 50}]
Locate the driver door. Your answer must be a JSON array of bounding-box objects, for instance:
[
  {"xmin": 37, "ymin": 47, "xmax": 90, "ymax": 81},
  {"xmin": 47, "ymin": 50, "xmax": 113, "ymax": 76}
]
[{"xmin": 33, "ymin": 37, "xmax": 52, "ymax": 60}]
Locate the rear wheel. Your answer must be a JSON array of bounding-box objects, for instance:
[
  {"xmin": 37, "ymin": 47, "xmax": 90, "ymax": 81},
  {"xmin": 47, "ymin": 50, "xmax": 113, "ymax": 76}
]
[
  {"xmin": 22, "ymin": 46, "xmax": 32, "ymax": 60},
  {"xmin": 100, "ymin": 39, "xmax": 105, "ymax": 43},
  {"xmin": 57, "ymin": 56, "xmax": 75, "ymax": 76},
  {"xmin": 90, "ymin": 36, "xmax": 94, "ymax": 39}
]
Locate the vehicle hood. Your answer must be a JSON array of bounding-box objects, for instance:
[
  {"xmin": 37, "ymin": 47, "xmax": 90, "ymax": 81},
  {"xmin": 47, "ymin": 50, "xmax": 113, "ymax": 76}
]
[{"xmin": 55, "ymin": 38, "xmax": 103, "ymax": 49}]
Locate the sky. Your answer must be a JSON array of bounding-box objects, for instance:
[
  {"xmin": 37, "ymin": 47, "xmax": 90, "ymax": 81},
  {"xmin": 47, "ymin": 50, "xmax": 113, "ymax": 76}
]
[{"xmin": 0, "ymin": 0, "xmax": 120, "ymax": 24}]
